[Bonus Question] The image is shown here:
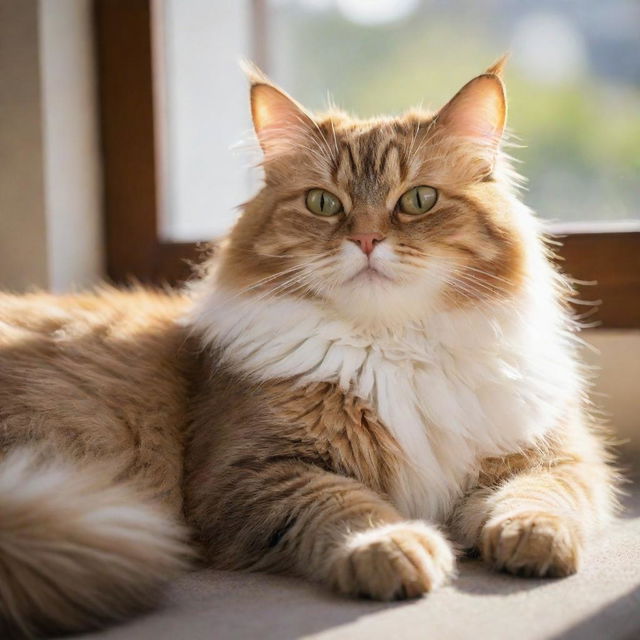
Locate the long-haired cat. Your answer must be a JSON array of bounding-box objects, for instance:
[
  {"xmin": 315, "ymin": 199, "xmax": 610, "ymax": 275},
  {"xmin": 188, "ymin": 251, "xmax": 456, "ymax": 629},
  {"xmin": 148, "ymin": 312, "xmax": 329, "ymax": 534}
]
[{"xmin": 0, "ymin": 60, "xmax": 616, "ymax": 637}]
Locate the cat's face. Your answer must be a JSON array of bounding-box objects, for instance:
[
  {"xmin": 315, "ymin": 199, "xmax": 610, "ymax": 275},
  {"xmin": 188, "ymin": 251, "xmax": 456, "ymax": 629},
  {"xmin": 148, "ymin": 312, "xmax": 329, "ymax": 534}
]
[{"xmin": 218, "ymin": 61, "xmax": 526, "ymax": 326}]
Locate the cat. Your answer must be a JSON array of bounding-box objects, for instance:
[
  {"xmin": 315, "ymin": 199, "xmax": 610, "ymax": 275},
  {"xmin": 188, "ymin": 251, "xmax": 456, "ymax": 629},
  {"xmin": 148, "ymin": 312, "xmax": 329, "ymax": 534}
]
[{"xmin": 0, "ymin": 59, "xmax": 616, "ymax": 638}]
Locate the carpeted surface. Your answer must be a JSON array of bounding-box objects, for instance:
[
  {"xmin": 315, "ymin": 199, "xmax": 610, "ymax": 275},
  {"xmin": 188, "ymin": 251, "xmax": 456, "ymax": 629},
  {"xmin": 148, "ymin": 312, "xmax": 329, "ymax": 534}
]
[{"xmin": 80, "ymin": 489, "xmax": 640, "ymax": 640}]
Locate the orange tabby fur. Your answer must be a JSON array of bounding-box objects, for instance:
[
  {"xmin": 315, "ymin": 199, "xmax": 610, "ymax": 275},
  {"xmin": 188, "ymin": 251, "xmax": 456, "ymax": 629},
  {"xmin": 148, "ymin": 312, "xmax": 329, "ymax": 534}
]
[
  {"xmin": 0, "ymin": 289, "xmax": 192, "ymax": 637},
  {"xmin": 0, "ymin": 62, "xmax": 617, "ymax": 637}
]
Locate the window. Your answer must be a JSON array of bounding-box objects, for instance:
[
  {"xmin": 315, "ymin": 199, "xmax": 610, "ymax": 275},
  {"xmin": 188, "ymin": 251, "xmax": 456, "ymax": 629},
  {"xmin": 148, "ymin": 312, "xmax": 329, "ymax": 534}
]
[
  {"xmin": 267, "ymin": 0, "xmax": 640, "ymax": 228},
  {"xmin": 158, "ymin": 0, "xmax": 256, "ymax": 241},
  {"xmin": 94, "ymin": 0, "xmax": 640, "ymax": 327}
]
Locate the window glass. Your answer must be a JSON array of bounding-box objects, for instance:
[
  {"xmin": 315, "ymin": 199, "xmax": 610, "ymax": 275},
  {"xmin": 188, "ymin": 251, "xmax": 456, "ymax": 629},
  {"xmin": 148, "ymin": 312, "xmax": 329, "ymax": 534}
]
[
  {"xmin": 159, "ymin": 0, "xmax": 640, "ymax": 241},
  {"xmin": 159, "ymin": 0, "xmax": 254, "ymax": 240},
  {"xmin": 269, "ymin": 0, "xmax": 640, "ymax": 225}
]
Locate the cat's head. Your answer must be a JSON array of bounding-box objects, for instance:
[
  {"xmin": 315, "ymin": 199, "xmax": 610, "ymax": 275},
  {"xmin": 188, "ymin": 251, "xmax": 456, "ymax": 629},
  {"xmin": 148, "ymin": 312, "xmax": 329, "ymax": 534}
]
[{"xmin": 215, "ymin": 58, "xmax": 528, "ymax": 327}]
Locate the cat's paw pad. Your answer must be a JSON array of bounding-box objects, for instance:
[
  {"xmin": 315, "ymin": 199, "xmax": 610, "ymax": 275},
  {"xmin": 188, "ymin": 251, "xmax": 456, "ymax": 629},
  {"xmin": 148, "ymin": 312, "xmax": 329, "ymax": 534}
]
[
  {"xmin": 481, "ymin": 511, "xmax": 581, "ymax": 577},
  {"xmin": 332, "ymin": 521, "xmax": 456, "ymax": 600}
]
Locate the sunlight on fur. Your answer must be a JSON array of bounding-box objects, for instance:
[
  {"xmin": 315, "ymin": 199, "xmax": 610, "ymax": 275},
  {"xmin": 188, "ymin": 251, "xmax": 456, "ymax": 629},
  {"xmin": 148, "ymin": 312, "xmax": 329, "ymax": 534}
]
[{"xmin": 0, "ymin": 58, "xmax": 617, "ymax": 637}]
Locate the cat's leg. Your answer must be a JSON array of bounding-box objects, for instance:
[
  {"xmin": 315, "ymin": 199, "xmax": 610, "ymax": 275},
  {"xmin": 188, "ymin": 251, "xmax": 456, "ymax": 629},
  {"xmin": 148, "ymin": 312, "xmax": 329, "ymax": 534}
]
[
  {"xmin": 188, "ymin": 462, "xmax": 455, "ymax": 600},
  {"xmin": 451, "ymin": 439, "xmax": 615, "ymax": 577}
]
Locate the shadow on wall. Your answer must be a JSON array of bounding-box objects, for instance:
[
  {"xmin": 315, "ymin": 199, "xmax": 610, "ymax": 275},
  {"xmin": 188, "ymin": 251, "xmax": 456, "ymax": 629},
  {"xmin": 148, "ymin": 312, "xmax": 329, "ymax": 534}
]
[{"xmin": 582, "ymin": 330, "xmax": 640, "ymax": 460}]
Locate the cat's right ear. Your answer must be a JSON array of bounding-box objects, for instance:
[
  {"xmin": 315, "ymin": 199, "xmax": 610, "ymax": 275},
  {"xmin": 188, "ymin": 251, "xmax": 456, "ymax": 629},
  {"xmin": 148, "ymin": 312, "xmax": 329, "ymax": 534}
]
[{"xmin": 245, "ymin": 65, "xmax": 314, "ymax": 159}]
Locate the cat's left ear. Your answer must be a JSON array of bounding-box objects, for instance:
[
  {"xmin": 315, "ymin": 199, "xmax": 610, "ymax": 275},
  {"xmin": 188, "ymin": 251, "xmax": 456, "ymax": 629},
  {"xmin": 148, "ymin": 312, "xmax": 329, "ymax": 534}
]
[
  {"xmin": 436, "ymin": 57, "xmax": 507, "ymax": 154},
  {"xmin": 245, "ymin": 63, "xmax": 315, "ymax": 160}
]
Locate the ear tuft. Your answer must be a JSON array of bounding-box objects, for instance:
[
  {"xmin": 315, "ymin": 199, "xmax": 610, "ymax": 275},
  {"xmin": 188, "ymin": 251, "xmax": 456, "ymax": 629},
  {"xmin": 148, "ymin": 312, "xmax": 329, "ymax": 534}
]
[
  {"xmin": 485, "ymin": 53, "xmax": 510, "ymax": 78},
  {"xmin": 239, "ymin": 59, "xmax": 269, "ymax": 86}
]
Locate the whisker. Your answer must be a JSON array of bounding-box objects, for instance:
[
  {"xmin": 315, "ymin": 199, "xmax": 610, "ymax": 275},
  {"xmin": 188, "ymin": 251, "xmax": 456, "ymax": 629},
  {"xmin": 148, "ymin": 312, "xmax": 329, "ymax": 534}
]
[
  {"xmin": 249, "ymin": 256, "xmax": 335, "ymax": 304},
  {"xmin": 223, "ymin": 263, "xmax": 312, "ymax": 302},
  {"xmin": 456, "ymin": 264, "xmax": 517, "ymax": 287},
  {"xmin": 454, "ymin": 271, "xmax": 510, "ymax": 297},
  {"xmin": 329, "ymin": 118, "xmax": 340, "ymax": 159},
  {"xmin": 308, "ymin": 117, "xmax": 336, "ymax": 166}
]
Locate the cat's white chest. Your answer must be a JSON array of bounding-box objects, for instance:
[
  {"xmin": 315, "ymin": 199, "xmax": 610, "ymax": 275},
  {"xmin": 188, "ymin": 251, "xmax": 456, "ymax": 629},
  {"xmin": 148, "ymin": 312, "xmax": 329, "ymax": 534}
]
[
  {"xmin": 191, "ymin": 292, "xmax": 574, "ymax": 522},
  {"xmin": 299, "ymin": 325, "xmax": 554, "ymax": 521}
]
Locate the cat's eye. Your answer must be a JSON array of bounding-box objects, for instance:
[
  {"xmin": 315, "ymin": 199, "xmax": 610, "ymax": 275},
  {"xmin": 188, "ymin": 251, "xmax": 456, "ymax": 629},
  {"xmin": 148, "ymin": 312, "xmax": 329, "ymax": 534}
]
[
  {"xmin": 398, "ymin": 186, "xmax": 438, "ymax": 215},
  {"xmin": 306, "ymin": 189, "xmax": 343, "ymax": 217}
]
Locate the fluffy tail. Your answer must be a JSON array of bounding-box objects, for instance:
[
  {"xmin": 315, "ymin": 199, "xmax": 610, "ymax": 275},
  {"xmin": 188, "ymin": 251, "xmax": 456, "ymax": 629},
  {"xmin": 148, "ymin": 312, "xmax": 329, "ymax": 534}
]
[{"xmin": 0, "ymin": 449, "xmax": 190, "ymax": 638}]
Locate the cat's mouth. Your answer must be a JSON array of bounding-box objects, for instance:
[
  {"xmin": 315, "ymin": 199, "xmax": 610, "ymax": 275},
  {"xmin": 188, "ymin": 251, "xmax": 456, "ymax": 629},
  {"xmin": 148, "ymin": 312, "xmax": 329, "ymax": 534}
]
[{"xmin": 343, "ymin": 265, "xmax": 394, "ymax": 285}]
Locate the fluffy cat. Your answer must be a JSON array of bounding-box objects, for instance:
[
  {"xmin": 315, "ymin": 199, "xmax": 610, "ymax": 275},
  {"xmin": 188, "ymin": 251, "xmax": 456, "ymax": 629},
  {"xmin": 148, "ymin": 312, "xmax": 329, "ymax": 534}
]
[{"xmin": 0, "ymin": 60, "xmax": 616, "ymax": 637}]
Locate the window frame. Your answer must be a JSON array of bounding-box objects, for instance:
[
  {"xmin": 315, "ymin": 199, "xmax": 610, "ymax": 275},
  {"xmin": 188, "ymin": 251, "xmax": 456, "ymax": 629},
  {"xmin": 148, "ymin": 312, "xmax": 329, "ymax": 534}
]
[{"xmin": 94, "ymin": 0, "xmax": 640, "ymax": 329}]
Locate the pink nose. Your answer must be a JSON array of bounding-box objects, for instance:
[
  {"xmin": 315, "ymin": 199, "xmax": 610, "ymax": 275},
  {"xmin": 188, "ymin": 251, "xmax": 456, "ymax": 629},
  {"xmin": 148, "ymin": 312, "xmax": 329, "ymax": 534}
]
[{"xmin": 348, "ymin": 233, "xmax": 385, "ymax": 256}]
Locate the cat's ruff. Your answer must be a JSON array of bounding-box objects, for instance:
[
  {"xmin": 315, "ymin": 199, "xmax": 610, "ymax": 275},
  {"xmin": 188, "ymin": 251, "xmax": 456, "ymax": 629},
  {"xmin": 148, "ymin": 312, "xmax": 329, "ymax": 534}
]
[{"xmin": 189, "ymin": 265, "xmax": 579, "ymax": 521}]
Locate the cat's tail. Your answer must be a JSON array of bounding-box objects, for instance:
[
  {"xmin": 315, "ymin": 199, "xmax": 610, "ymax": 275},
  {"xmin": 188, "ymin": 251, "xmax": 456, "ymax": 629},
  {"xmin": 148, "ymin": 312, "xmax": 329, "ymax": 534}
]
[{"xmin": 0, "ymin": 448, "xmax": 191, "ymax": 638}]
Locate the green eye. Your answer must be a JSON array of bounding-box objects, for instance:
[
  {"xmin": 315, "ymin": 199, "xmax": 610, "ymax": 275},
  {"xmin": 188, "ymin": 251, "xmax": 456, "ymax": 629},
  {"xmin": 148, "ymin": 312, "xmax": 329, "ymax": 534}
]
[
  {"xmin": 398, "ymin": 186, "xmax": 438, "ymax": 215},
  {"xmin": 306, "ymin": 189, "xmax": 343, "ymax": 216}
]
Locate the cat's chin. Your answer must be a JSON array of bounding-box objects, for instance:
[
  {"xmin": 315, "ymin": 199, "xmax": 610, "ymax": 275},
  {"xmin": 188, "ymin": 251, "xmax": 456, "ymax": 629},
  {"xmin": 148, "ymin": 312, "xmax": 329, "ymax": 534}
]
[
  {"xmin": 321, "ymin": 255, "xmax": 454, "ymax": 328},
  {"xmin": 325, "ymin": 277, "xmax": 442, "ymax": 329}
]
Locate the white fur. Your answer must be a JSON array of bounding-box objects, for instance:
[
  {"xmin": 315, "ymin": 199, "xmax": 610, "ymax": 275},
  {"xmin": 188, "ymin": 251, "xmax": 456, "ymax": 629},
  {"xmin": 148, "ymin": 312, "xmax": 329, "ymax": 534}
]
[{"xmin": 188, "ymin": 206, "xmax": 580, "ymax": 522}]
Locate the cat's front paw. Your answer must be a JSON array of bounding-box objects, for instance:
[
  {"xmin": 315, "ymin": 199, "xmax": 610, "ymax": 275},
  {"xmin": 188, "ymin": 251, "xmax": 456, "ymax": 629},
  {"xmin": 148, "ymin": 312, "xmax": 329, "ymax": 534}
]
[
  {"xmin": 331, "ymin": 521, "xmax": 456, "ymax": 600},
  {"xmin": 480, "ymin": 511, "xmax": 581, "ymax": 578}
]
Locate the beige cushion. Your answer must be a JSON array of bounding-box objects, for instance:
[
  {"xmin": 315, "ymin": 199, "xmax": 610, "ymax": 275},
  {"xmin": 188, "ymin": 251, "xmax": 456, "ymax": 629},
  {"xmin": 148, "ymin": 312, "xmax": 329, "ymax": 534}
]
[{"xmin": 79, "ymin": 492, "xmax": 640, "ymax": 640}]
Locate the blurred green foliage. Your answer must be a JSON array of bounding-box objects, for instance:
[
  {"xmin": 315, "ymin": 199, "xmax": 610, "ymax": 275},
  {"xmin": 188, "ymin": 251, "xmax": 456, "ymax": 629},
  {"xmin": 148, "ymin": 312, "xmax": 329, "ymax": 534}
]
[{"xmin": 271, "ymin": 3, "xmax": 640, "ymax": 222}]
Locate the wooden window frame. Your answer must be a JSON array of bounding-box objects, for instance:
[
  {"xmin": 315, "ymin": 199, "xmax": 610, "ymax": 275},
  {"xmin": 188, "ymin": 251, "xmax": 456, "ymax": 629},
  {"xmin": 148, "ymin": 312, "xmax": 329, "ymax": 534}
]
[{"xmin": 94, "ymin": 0, "xmax": 640, "ymax": 329}]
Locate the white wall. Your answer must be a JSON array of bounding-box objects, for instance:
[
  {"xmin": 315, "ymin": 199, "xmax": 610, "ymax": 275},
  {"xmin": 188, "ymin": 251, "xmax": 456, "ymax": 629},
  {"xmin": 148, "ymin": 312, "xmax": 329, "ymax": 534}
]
[
  {"xmin": 0, "ymin": 0, "xmax": 49, "ymax": 290},
  {"xmin": 40, "ymin": 0, "xmax": 104, "ymax": 292},
  {"xmin": 583, "ymin": 330, "xmax": 640, "ymax": 457},
  {"xmin": 0, "ymin": 0, "xmax": 103, "ymax": 293}
]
